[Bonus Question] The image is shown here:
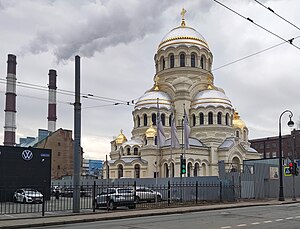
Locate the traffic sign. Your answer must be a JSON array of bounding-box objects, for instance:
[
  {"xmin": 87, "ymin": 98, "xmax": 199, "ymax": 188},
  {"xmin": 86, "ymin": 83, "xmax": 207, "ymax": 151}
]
[{"xmin": 284, "ymin": 166, "xmax": 292, "ymax": 176}]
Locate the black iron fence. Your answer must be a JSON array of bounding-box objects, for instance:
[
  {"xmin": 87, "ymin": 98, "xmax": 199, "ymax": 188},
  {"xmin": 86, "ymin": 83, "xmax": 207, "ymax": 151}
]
[{"xmin": 0, "ymin": 181, "xmax": 238, "ymax": 216}]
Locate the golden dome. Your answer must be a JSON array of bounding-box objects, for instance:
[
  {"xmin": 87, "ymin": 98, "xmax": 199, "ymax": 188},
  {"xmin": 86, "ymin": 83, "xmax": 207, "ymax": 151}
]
[
  {"xmin": 116, "ymin": 130, "xmax": 127, "ymax": 144},
  {"xmin": 232, "ymin": 111, "xmax": 246, "ymax": 130},
  {"xmin": 145, "ymin": 124, "xmax": 156, "ymax": 138}
]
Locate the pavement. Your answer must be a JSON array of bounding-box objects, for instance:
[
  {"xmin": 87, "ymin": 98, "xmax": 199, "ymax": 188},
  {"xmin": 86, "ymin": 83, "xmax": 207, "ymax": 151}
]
[{"xmin": 1, "ymin": 199, "xmax": 300, "ymax": 229}]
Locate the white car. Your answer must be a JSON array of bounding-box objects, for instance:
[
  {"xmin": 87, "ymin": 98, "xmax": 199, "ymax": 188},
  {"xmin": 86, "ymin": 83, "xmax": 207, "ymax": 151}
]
[
  {"xmin": 13, "ymin": 188, "xmax": 43, "ymax": 204},
  {"xmin": 134, "ymin": 187, "xmax": 162, "ymax": 203}
]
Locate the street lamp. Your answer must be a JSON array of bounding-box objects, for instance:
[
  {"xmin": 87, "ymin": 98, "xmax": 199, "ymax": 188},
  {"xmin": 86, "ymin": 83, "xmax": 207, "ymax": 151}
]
[{"xmin": 278, "ymin": 110, "xmax": 294, "ymax": 201}]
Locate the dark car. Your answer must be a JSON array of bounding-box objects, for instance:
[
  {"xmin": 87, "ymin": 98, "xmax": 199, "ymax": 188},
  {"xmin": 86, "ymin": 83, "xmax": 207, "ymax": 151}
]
[{"xmin": 95, "ymin": 187, "xmax": 136, "ymax": 210}]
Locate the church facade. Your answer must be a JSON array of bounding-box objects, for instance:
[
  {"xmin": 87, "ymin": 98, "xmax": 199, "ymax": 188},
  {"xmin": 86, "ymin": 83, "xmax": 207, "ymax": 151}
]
[{"xmin": 103, "ymin": 11, "xmax": 261, "ymax": 179}]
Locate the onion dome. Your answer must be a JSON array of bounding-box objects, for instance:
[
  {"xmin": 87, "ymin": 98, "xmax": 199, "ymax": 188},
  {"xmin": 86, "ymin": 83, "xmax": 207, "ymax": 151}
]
[
  {"xmin": 232, "ymin": 111, "xmax": 246, "ymax": 129},
  {"xmin": 116, "ymin": 130, "xmax": 127, "ymax": 145},
  {"xmin": 135, "ymin": 88, "xmax": 171, "ymax": 110},
  {"xmin": 145, "ymin": 124, "xmax": 156, "ymax": 138},
  {"xmin": 191, "ymin": 88, "xmax": 233, "ymax": 109},
  {"xmin": 158, "ymin": 9, "xmax": 209, "ymax": 51}
]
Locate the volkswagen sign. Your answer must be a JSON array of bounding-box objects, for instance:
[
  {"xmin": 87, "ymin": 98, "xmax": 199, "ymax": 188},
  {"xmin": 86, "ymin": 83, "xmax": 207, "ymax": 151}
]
[{"xmin": 22, "ymin": 150, "xmax": 33, "ymax": 161}]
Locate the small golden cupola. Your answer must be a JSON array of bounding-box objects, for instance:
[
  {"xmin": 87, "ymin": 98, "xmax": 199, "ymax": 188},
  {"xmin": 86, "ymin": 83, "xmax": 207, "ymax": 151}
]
[
  {"xmin": 232, "ymin": 111, "xmax": 246, "ymax": 130},
  {"xmin": 145, "ymin": 123, "xmax": 156, "ymax": 138},
  {"xmin": 116, "ymin": 129, "xmax": 127, "ymax": 145}
]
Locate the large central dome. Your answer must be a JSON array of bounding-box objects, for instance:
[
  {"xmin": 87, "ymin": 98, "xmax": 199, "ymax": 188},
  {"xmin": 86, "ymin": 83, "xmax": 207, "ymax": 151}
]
[{"xmin": 158, "ymin": 26, "xmax": 209, "ymax": 50}]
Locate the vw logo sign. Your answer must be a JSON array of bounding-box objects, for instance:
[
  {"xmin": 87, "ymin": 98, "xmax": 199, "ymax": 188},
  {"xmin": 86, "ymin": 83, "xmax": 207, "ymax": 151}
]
[{"xmin": 22, "ymin": 150, "xmax": 33, "ymax": 161}]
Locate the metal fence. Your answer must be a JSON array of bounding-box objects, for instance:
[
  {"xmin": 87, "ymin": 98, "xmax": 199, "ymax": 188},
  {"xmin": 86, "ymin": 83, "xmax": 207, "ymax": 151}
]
[{"xmin": 0, "ymin": 180, "xmax": 238, "ymax": 216}]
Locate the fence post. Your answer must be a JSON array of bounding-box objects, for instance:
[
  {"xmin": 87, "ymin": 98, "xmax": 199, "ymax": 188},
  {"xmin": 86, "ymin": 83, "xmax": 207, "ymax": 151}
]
[
  {"xmin": 42, "ymin": 182, "xmax": 46, "ymax": 216},
  {"xmin": 167, "ymin": 180, "xmax": 170, "ymax": 206},
  {"xmin": 219, "ymin": 180, "xmax": 223, "ymax": 202},
  {"xmin": 92, "ymin": 181, "xmax": 96, "ymax": 212},
  {"xmin": 134, "ymin": 181, "xmax": 137, "ymax": 203},
  {"xmin": 196, "ymin": 181, "xmax": 198, "ymax": 204}
]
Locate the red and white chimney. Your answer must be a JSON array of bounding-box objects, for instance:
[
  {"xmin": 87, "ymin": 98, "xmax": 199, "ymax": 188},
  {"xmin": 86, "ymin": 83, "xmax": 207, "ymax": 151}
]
[
  {"xmin": 47, "ymin": 69, "xmax": 57, "ymax": 133},
  {"xmin": 4, "ymin": 54, "xmax": 17, "ymax": 146}
]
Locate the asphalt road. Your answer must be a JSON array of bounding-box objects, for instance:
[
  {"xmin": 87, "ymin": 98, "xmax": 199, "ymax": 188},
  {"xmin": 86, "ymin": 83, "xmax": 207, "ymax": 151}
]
[{"xmin": 29, "ymin": 203, "xmax": 300, "ymax": 229}]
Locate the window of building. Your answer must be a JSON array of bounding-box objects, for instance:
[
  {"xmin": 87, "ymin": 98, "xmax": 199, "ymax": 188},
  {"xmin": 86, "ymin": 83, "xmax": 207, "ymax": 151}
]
[
  {"xmin": 200, "ymin": 56, "xmax": 206, "ymax": 69},
  {"xmin": 58, "ymin": 152, "xmax": 60, "ymax": 156},
  {"xmin": 187, "ymin": 162, "xmax": 192, "ymax": 177},
  {"xmin": 200, "ymin": 113, "xmax": 204, "ymax": 125},
  {"xmin": 143, "ymin": 114, "xmax": 147, "ymax": 126},
  {"xmin": 266, "ymin": 143, "xmax": 270, "ymax": 148},
  {"xmin": 164, "ymin": 163, "xmax": 169, "ymax": 178},
  {"xmin": 170, "ymin": 54, "xmax": 174, "ymax": 68},
  {"xmin": 58, "ymin": 142, "xmax": 61, "ymax": 146},
  {"xmin": 118, "ymin": 164, "xmax": 123, "ymax": 178},
  {"xmin": 217, "ymin": 112, "xmax": 222, "ymax": 125},
  {"xmin": 191, "ymin": 54, "xmax": 196, "ymax": 67},
  {"xmin": 194, "ymin": 163, "xmax": 199, "ymax": 177},
  {"xmin": 137, "ymin": 115, "xmax": 140, "ymax": 127},
  {"xmin": 170, "ymin": 162, "xmax": 174, "ymax": 177},
  {"xmin": 134, "ymin": 164, "xmax": 140, "ymax": 178},
  {"xmin": 133, "ymin": 147, "xmax": 138, "ymax": 155},
  {"xmin": 152, "ymin": 113, "xmax": 157, "ymax": 126},
  {"xmin": 266, "ymin": 153, "xmax": 270, "ymax": 158},
  {"xmin": 225, "ymin": 113, "xmax": 229, "ymax": 125},
  {"xmin": 57, "ymin": 165, "xmax": 60, "ymax": 170},
  {"xmin": 272, "ymin": 142, "xmax": 277, "ymax": 148},
  {"xmin": 236, "ymin": 131, "xmax": 239, "ymax": 138},
  {"xmin": 208, "ymin": 112, "xmax": 213, "ymax": 125},
  {"xmin": 180, "ymin": 53, "xmax": 185, "ymax": 67},
  {"xmin": 272, "ymin": 152, "xmax": 277, "ymax": 158},
  {"xmin": 169, "ymin": 115, "xmax": 172, "ymax": 126},
  {"xmin": 259, "ymin": 143, "xmax": 264, "ymax": 149},
  {"xmin": 161, "ymin": 57, "xmax": 165, "ymax": 70},
  {"xmin": 126, "ymin": 148, "xmax": 130, "ymax": 155},
  {"xmin": 161, "ymin": 113, "xmax": 166, "ymax": 126},
  {"xmin": 192, "ymin": 114, "xmax": 196, "ymax": 126}
]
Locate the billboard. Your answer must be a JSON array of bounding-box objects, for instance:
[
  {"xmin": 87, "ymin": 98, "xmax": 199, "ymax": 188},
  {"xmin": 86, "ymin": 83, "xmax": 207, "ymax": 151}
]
[
  {"xmin": 88, "ymin": 160, "xmax": 103, "ymax": 176},
  {"xmin": 0, "ymin": 146, "xmax": 51, "ymax": 202}
]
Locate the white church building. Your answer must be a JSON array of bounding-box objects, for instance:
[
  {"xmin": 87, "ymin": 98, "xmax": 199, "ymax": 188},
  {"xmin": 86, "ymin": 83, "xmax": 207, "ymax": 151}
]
[{"xmin": 103, "ymin": 10, "xmax": 261, "ymax": 179}]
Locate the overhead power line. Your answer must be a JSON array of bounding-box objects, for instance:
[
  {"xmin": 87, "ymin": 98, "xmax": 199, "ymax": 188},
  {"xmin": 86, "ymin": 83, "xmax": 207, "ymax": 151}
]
[
  {"xmin": 213, "ymin": 0, "xmax": 300, "ymax": 50},
  {"xmin": 254, "ymin": 0, "xmax": 300, "ymax": 32}
]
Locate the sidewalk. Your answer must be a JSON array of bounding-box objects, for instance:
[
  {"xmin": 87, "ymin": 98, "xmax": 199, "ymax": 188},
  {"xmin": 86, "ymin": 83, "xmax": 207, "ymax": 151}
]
[{"xmin": 1, "ymin": 199, "xmax": 299, "ymax": 229}]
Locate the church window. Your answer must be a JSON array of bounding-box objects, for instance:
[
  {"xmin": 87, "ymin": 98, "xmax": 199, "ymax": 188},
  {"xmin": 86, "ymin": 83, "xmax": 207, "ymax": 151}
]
[
  {"xmin": 137, "ymin": 115, "xmax": 140, "ymax": 127},
  {"xmin": 225, "ymin": 113, "xmax": 229, "ymax": 125},
  {"xmin": 118, "ymin": 164, "xmax": 123, "ymax": 178},
  {"xmin": 127, "ymin": 148, "xmax": 130, "ymax": 155},
  {"xmin": 187, "ymin": 162, "xmax": 192, "ymax": 177},
  {"xmin": 200, "ymin": 113, "xmax": 204, "ymax": 125},
  {"xmin": 134, "ymin": 164, "xmax": 140, "ymax": 178},
  {"xmin": 154, "ymin": 136, "xmax": 157, "ymax": 145},
  {"xmin": 162, "ymin": 58, "xmax": 165, "ymax": 70},
  {"xmin": 243, "ymin": 130, "xmax": 247, "ymax": 141},
  {"xmin": 217, "ymin": 112, "xmax": 222, "ymax": 125},
  {"xmin": 169, "ymin": 115, "xmax": 172, "ymax": 126},
  {"xmin": 143, "ymin": 114, "xmax": 147, "ymax": 126},
  {"xmin": 192, "ymin": 114, "xmax": 196, "ymax": 126},
  {"xmin": 194, "ymin": 163, "xmax": 200, "ymax": 177},
  {"xmin": 208, "ymin": 112, "xmax": 213, "ymax": 125},
  {"xmin": 152, "ymin": 113, "xmax": 157, "ymax": 126},
  {"xmin": 170, "ymin": 162, "xmax": 175, "ymax": 177},
  {"xmin": 133, "ymin": 147, "xmax": 138, "ymax": 155},
  {"xmin": 236, "ymin": 131, "xmax": 240, "ymax": 138},
  {"xmin": 170, "ymin": 54, "xmax": 174, "ymax": 68},
  {"xmin": 164, "ymin": 163, "xmax": 169, "ymax": 178},
  {"xmin": 200, "ymin": 55, "xmax": 206, "ymax": 69},
  {"xmin": 161, "ymin": 113, "xmax": 166, "ymax": 126},
  {"xmin": 191, "ymin": 54, "xmax": 196, "ymax": 67},
  {"xmin": 180, "ymin": 53, "xmax": 185, "ymax": 67}
]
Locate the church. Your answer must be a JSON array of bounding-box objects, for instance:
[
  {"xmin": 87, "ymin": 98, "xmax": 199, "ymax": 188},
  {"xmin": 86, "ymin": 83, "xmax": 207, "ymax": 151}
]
[{"xmin": 103, "ymin": 10, "xmax": 261, "ymax": 179}]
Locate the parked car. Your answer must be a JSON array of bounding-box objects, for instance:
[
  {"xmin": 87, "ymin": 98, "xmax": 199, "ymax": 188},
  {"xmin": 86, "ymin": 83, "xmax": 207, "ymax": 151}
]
[
  {"xmin": 60, "ymin": 187, "xmax": 92, "ymax": 197},
  {"xmin": 95, "ymin": 187, "xmax": 136, "ymax": 210},
  {"xmin": 133, "ymin": 187, "xmax": 162, "ymax": 203},
  {"xmin": 51, "ymin": 186, "xmax": 62, "ymax": 196},
  {"xmin": 13, "ymin": 188, "xmax": 43, "ymax": 204}
]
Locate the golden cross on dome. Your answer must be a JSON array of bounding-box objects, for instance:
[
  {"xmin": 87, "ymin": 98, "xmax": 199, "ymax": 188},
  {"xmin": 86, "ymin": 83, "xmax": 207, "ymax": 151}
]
[
  {"xmin": 181, "ymin": 8, "xmax": 187, "ymax": 27},
  {"xmin": 154, "ymin": 76, "xmax": 159, "ymax": 90}
]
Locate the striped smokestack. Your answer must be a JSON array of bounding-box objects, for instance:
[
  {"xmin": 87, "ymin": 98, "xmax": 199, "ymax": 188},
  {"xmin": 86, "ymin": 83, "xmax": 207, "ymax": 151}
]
[
  {"xmin": 4, "ymin": 54, "xmax": 17, "ymax": 146},
  {"xmin": 47, "ymin": 69, "xmax": 57, "ymax": 133}
]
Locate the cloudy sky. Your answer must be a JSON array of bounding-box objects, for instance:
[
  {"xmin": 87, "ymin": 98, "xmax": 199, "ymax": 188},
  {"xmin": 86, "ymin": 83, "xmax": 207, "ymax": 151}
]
[{"xmin": 0, "ymin": 0, "xmax": 299, "ymax": 160}]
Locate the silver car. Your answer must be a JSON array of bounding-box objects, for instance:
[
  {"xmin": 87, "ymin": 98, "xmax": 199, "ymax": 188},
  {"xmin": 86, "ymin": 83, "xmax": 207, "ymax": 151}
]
[
  {"xmin": 96, "ymin": 187, "xmax": 136, "ymax": 210},
  {"xmin": 13, "ymin": 188, "xmax": 43, "ymax": 204},
  {"xmin": 134, "ymin": 187, "xmax": 162, "ymax": 203}
]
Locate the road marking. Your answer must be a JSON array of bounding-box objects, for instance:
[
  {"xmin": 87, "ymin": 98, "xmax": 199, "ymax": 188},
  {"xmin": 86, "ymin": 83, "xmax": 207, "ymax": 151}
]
[
  {"xmin": 264, "ymin": 221, "xmax": 272, "ymax": 223},
  {"xmin": 275, "ymin": 219, "xmax": 284, "ymax": 221},
  {"xmin": 251, "ymin": 222, "xmax": 260, "ymax": 225},
  {"xmin": 286, "ymin": 217, "xmax": 294, "ymax": 220},
  {"xmin": 221, "ymin": 226, "xmax": 232, "ymax": 229},
  {"xmin": 236, "ymin": 224, "xmax": 247, "ymax": 227}
]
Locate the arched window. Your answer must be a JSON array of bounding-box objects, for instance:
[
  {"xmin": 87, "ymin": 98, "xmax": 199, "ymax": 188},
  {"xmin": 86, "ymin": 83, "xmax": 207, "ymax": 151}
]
[
  {"xmin": 170, "ymin": 54, "xmax": 174, "ymax": 68},
  {"xmin": 217, "ymin": 112, "xmax": 222, "ymax": 125},
  {"xmin": 143, "ymin": 114, "xmax": 147, "ymax": 126},
  {"xmin": 170, "ymin": 162, "xmax": 174, "ymax": 177},
  {"xmin": 180, "ymin": 53, "xmax": 185, "ymax": 67},
  {"xmin": 236, "ymin": 130, "xmax": 240, "ymax": 138},
  {"xmin": 208, "ymin": 112, "xmax": 213, "ymax": 125},
  {"xmin": 118, "ymin": 164, "xmax": 123, "ymax": 178},
  {"xmin": 152, "ymin": 113, "xmax": 157, "ymax": 126},
  {"xmin": 200, "ymin": 113, "xmax": 204, "ymax": 125},
  {"xmin": 192, "ymin": 114, "xmax": 196, "ymax": 126},
  {"xmin": 137, "ymin": 115, "xmax": 140, "ymax": 127},
  {"xmin": 164, "ymin": 163, "xmax": 169, "ymax": 178},
  {"xmin": 160, "ymin": 57, "xmax": 165, "ymax": 70},
  {"xmin": 191, "ymin": 54, "xmax": 196, "ymax": 67},
  {"xmin": 134, "ymin": 164, "xmax": 140, "ymax": 178},
  {"xmin": 243, "ymin": 129, "xmax": 247, "ymax": 141},
  {"xmin": 202, "ymin": 163, "xmax": 207, "ymax": 176},
  {"xmin": 194, "ymin": 163, "xmax": 200, "ymax": 177},
  {"xmin": 154, "ymin": 136, "xmax": 157, "ymax": 145},
  {"xmin": 133, "ymin": 147, "xmax": 138, "ymax": 155},
  {"xmin": 200, "ymin": 55, "xmax": 206, "ymax": 69},
  {"xmin": 161, "ymin": 113, "xmax": 166, "ymax": 126},
  {"xmin": 187, "ymin": 162, "xmax": 192, "ymax": 177},
  {"xmin": 225, "ymin": 113, "xmax": 229, "ymax": 126},
  {"xmin": 126, "ymin": 148, "xmax": 130, "ymax": 155},
  {"xmin": 169, "ymin": 115, "xmax": 172, "ymax": 127}
]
